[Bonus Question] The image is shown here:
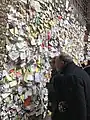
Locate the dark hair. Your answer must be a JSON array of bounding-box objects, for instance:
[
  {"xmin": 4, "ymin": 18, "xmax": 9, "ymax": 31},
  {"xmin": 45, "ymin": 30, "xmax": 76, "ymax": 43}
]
[{"xmin": 58, "ymin": 53, "xmax": 73, "ymax": 63}]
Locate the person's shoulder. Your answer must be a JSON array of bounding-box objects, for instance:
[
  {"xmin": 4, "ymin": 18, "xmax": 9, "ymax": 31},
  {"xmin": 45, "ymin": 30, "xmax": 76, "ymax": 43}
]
[
  {"xmin": 53, "ymin": 73, "xmax": 75, "ymax": 83},
  {"xmin": 54, "ymin": 73, "xmax": 64, "ymax": 79}
]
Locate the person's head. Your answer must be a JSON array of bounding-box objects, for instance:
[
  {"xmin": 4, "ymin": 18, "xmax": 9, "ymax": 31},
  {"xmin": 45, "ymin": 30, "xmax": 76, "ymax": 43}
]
[
  {"xmin": 50, "ymin": 56, "xmax": 56, "ymax": 70},
  {"xmin": 55, "ymin": 53, "xmax": 73, "ymax": 71}
]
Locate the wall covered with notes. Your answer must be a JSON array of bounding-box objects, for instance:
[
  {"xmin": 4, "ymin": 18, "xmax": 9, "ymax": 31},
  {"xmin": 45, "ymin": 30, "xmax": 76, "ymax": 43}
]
[{"xmin": 0, "ymin": 0, "xmax": 86, "ymax": 119}]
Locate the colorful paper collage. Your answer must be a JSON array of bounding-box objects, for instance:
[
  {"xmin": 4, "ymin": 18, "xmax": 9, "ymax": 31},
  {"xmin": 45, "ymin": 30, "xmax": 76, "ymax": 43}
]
[{"xmin": 0, "ymin": 0, "xmax": 87, "ymax": 119}]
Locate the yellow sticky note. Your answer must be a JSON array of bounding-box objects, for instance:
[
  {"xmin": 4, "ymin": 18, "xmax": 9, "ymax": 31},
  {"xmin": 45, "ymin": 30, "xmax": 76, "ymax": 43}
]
[
  {"xmin": 48, "ymin": 111, "xmax": 52, "ymax": 116},
  {"xmin": 20, "ymin": 95, "xmax": 24, "ymax": 102},
  {"xmin": 6, "ymin": 75, "xmax": 12, "ymax": 81},
  {"xmin": 15, "ymin": 27, "xmax": 18, "ymax": 34},
  {"xmin": 36, "ymin": 68, "xmax": 39, "ymax": 72},
  {"xmin": 32, "ymin": 33, "xmax": 37, "ymax": 38},
  {"xmin": 38, "ymin": 60, "xmax": 41, "ymax": 64}
]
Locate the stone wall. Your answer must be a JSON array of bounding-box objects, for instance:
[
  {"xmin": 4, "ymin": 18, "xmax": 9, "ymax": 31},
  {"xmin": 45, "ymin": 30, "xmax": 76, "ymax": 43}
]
[{"xmin": 0, "ymin": 0, "xmax": 8, "ymax": 70}]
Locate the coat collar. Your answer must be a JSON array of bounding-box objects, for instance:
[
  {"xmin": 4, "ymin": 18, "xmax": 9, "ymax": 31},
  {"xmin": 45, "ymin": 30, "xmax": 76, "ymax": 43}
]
[{"xmin": 84, "ymin": 65, "xmax": 90, "ymax": 69}]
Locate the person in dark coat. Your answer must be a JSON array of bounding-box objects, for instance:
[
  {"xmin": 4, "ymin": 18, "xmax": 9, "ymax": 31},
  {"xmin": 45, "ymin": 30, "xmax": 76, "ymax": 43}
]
[{"xmin": 52, "ymin": 53, "xmax": 90, "ymax": 120}]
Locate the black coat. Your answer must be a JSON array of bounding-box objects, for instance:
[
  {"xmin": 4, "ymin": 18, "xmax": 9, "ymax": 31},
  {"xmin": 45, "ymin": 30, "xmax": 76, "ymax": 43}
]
[
  {"xmin": 47, "ymin": 69, "xmax": 57, "ymax": 100},
  {"xmin": 84, "ymin": 66, "xmax": 90, "ymax": 76},
  {"xmin": 46, "ymin": 69, "xmax": 57, "ymax": 112},
  {"xmin": 53, "ymin": 62, "xmax": 90, "ymax": 120}
]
